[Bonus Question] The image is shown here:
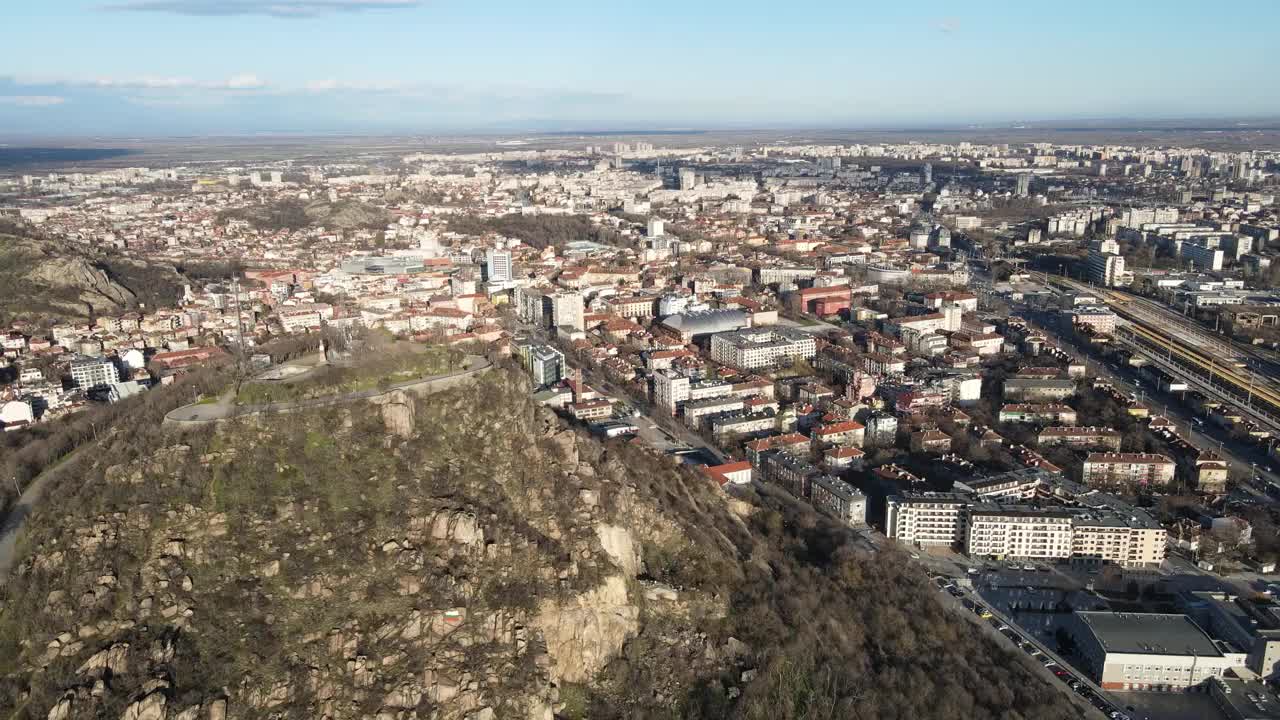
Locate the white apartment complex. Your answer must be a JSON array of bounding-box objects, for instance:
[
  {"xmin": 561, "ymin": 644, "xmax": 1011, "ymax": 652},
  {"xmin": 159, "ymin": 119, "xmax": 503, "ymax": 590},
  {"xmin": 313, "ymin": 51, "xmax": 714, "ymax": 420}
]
[
  {"xmin": 886, "ymin": 490, "xmax": 1167, "ymax": 567},
  {"xmin": 710, "ymin": 327, "xmax": 816, "ymax": 370},
  {"xmin": 967, "ymin": 510, "xmax": 1075, "ymax": 560},
  {"xmin": 885, "ymin": 494, "xmax": 970, "ymax": 547},
  {"xmin": 70, "ymin": 357, "xmax": 120, "ymax": 389}
]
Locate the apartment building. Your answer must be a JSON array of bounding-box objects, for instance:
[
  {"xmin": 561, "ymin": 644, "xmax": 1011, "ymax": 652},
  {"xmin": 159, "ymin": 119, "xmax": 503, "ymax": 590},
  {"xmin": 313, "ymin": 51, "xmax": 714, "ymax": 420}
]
[
  {"xmin": 1038, "ymin": 426, "xmax": 1123, "ymax": 451},
  {"xmin": 910, "ymin": 429, "xmax": 953, "ymax": 453},
  {"xmin": 890, "ymin": 479, "xmax": 1167, "ymax": 566},
  {"xmin": 810, "ymin": 420, "xmax": 865, "ymax": 449},
  {"xmin": 967, "ymin": 509, "xmax": 1075, "ymax": 560},
  {"xmin": 682, "ymin": 395, "xmax": 745, "ymax": 427},
  {"xmin": 607, "ymin": 295, "xmax": 657, "ymax": 319},
  {"xmin": 70, "ymin": 356, "xmax": 120, "ymax": 389},
  {"xmin": 811, "ymin": 475, "xmax": 867, "ymax": 526},
  {"xmin": 550, "ymin": 292, "xmax": 585, "ymax": 332},
  {"xmin": 710, "ymin": 327, "xmax": 816, "ymax": 370},
  {"xmin": 1003, "ymin": 378, "xmax": 1077, "ymax": 402},
  {"xmin": 1182, "ymin": 241, "xmax": 1226, "ymax": 272},
  {"xmin": 1000, "ymin": 403, "xmax": 1079, "ymax": 425},
  {"xmin": 653, "ymin": 371, "xmax": 733, "ymax": 415},
  {"xmin": 710, "ymin": 412, "xmax": 776, "ymax": 437},
  {"xmin": 1082, "ymin": 453, "xmax": 1176, "ymax": 487},
  {"xmin": 1072, "ymin": 514, "xmax": 1168, "ymax": 567},
  {"xmin": 885, "ymin": 494, "xmax": 970, "ymax": 548},
  {"xmin": 760, "ymin": 450, "xmax": 820, "ymax": 500},
  {"xmin": 1069, "ymin": 307, "xmax": 1118, "ymax": 335},
  {"xmin": 515, "ymin": 342, "xmax": 565, "ymax": 387}
]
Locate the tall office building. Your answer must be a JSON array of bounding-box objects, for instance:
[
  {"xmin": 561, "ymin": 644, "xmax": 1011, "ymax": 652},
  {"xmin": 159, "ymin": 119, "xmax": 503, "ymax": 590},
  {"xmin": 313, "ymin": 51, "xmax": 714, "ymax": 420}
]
[
  {"xmin": 485, "ymin": 249, "xmax": 513, "ymax": 283},
  {"xmin": 678, "ymin": 168, "xmax": 697, "ymax": 191},
  {"xmin": 1016, "ymin": 173, "xmax": 1031, "ymax": 198},
  {"xmin": 551, "ymin": 292, "xmax": 585, "ymax": 332},
  {"xmin": 647, "ymin": 217, "xmax": 665, "ymax": 238},
  {"xmin": 922, "ymin": 162, "xmax": 933, "ymax": 185}
]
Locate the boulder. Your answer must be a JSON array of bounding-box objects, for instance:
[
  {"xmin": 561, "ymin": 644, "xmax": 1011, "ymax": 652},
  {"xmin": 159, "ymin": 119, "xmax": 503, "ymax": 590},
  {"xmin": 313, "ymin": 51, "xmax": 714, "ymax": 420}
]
[
  {"xmin": 76, "ymin": 642, "xmax": 129, "ymax": 676},
  {"xmin": 121, "ymin": 692, "xmax": 166, "ymax": 720},
  {"xmin": 47, "ymin": 697, "xmax": 73, "ymax": 720}
]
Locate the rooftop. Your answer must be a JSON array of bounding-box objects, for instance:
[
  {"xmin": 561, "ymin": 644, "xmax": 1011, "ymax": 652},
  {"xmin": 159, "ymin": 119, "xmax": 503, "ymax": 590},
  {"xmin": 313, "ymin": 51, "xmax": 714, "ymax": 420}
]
[{"xmin": 1074, "ymin": 612, "xmax": 1224, "ymax": 657}]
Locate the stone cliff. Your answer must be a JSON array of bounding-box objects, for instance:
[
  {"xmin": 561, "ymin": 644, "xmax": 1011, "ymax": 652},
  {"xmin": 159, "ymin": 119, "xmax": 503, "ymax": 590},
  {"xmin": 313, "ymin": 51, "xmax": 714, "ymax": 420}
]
[
  {"xmin": 0, "ymin": 369, "xmax": 740, "ymax": 720},
  {"xmin": 0, "ymin": 367, "xmax": 1088, "ymax": 720}
]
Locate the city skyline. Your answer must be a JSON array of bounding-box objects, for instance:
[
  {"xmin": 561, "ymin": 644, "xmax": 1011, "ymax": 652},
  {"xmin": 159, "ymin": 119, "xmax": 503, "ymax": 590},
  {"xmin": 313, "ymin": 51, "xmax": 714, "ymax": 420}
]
[{"xmin": 3, "ymin": 0, "xmax": 1280, "ymax": 135}]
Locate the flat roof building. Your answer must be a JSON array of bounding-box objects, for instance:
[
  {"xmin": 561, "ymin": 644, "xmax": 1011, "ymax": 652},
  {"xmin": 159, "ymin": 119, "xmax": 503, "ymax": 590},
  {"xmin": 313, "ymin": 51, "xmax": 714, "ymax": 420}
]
[
  {"xmin": 1069, "ymin": 611, "xmax": 1246, "ymax": 692},
  {"xmin": 710, "ymin": 326, "xmax": 816, "ymax": 371}
]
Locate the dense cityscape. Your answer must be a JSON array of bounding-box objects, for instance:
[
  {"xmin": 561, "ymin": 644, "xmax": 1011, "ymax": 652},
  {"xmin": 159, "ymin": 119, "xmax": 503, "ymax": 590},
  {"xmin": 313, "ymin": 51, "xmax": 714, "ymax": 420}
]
[
  {"xmin": 1, "ymin": 135, "xmax": 1279, "ymax": 719},
  {"xmin": 4, "ymin": 1, "xmax": 1280, "ymax": 719}
]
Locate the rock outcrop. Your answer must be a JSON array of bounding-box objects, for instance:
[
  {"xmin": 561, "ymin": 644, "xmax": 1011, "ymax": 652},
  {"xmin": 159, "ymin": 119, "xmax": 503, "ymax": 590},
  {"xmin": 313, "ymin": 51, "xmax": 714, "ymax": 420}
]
[{"xmin": 0, "ymin": 227, "xmax": 183, "ymax": 322}]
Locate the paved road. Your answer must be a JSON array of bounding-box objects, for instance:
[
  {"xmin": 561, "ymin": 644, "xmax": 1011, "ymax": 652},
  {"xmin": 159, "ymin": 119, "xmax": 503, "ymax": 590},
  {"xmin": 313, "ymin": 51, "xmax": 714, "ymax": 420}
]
[
  {"xmin": 512, "ymin": 320, "xmax": 727, "ymax": 464},
  {"xmin": 1, "ymin": 355, "xmax": 492, "ymax": 586},
  {"xmin": 931, "ymin": 571, "xmax": 1109, "ymax": 719},
  {"xmin": 165, "ymin": 355, "xmax": 491, "ymax": 425},
  {"xmin": 0, "ymin": 444, "xmax": 92, "ymax": 587},
  {"xmin": 1022, "ymin": 307, "xmax": 1280, "ymax": 490}
]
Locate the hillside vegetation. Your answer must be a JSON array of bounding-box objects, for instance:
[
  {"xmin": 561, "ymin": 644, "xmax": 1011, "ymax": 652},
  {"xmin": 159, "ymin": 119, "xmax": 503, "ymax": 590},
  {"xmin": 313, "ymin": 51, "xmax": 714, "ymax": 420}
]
[
  {"xmin": 216, "ymin": 199, "xmax": 391, "ymax": 233},
  {"xmin": 0, "ymin": 364, "xmax": 1085, "ymax": 720},
  {"xmin": 0, "ymin": 221, "xmax": 185, "ymax": 324},
  {"xmin": 448, "ymin": 214, "xmax": 625, "ymax": 251}
]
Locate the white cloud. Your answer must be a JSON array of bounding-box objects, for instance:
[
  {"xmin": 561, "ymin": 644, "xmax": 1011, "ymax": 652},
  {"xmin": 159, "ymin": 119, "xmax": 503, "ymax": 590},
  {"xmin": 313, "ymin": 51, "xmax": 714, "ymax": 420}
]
[
  {"xmin": 0, "ymin": 95, "xmax": 66, "ymax": 107},
  {"xmin": 223, "ymin": 73, "xmax": 266, "ymax": 89},
  {"xmin": 304, "ymin": 78, "xmax": 407, "ymax": 92},
  {"xmin": 100, "ymin": 1, "xmax": 421, "ymax": 17},
  {"xmin": 15, "ymin": 74, "xmax": 270, "ymax": 91}
]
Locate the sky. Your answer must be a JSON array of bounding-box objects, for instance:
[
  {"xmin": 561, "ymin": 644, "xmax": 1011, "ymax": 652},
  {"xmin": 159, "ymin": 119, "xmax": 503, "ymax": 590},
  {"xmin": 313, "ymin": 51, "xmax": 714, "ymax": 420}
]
[{"xmin": 2, "ymin": 0, "xmax": 1279, "ymax": 136}]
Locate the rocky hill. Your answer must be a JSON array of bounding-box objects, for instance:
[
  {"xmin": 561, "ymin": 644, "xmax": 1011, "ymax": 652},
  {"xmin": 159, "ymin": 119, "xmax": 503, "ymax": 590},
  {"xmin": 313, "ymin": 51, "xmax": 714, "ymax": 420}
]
[
  {"xmin": 0, "ymin": 224, "xmax": 185, "ymax": 324},
  {"xmin": 216, "ymin": 199, "xmax": 390, "ymax": 233},
  {"xmin": 0, "ymin": 366, "xmax": 1088, "ymax": 720}
]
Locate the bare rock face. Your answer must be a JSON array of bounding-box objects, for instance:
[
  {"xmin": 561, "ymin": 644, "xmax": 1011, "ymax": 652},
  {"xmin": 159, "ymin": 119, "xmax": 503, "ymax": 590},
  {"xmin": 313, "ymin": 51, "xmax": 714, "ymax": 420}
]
[
  {"xmin": 47, "ymin": 697, "xmax": 73, "ymax": 720},
  {"xmin": 546, "ymin": 429, "xmax": 579, "ymax": 466},
  {"xmin": 121, "ymin": 691, "xmax": 166, "ymax": 720},
  {"xmin": 532, "ymin": 574, "xmax": 640, "ymax": 684},
  {"xmin": 377, "ymin": 390, "xmax": 416, "ymax": 438},
  {"xmin": 28, "ymin": 255, "xmax": 135, "ymax": 313},
  {"xmin": 206, "ymin": 698, "xmax": 227, "ymax": 720},
  {"xmin": 595, "ymin": 523, "xmax": 641, "ymax": 578},
  {"xmin": 76, "ymin": 642, "xmax": 129, "ymax": 676}
]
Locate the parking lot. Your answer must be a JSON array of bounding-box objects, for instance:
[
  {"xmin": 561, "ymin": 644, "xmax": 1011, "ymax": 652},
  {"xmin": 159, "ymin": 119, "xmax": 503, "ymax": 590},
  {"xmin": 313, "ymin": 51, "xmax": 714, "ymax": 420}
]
[{"xmin": 928, "ymin": 571, "xmax": 1117, "ymax": 719}]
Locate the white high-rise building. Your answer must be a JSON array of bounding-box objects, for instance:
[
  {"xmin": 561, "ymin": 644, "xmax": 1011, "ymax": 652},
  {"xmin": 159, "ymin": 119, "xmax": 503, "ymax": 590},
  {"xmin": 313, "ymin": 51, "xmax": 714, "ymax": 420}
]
[
  {"xmin": 678, "ymin": 168, "xmax": 697, "ymax": 191},
  {"xmin": 1016, "ymin": 173, "xmax": 1031, "ymax": 198},
  {"xmin": 653, "ymin": 370, "xmax": 690, "ymax": 415},
  {"xmin": 647, "ymin": 217, "xmax": 665, "ymax": 238},
  {"xmin": 1087, "ymin": 238, "xmax": 1127, "ymax": 287},
  {"xmin": 551, "ymin": 292, "xmax": 584, "ymax": 332},
  {"xmin": 485, "ymin": 249, "xmax": 513, "ymax": 282}
]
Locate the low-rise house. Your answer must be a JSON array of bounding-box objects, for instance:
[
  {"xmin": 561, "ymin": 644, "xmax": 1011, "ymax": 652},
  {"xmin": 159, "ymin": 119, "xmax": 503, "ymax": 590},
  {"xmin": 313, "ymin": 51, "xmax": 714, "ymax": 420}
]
[{"xmin": 910, "ymin": 429, "xmax": 952, "ymax": 453}]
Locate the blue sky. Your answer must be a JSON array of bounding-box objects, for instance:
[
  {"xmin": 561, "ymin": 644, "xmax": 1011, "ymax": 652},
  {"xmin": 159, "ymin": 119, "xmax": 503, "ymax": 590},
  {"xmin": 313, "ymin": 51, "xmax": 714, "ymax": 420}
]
[{"xmin": 2, "ymin": 0, "xmax": 1279, "ymax": 136}]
